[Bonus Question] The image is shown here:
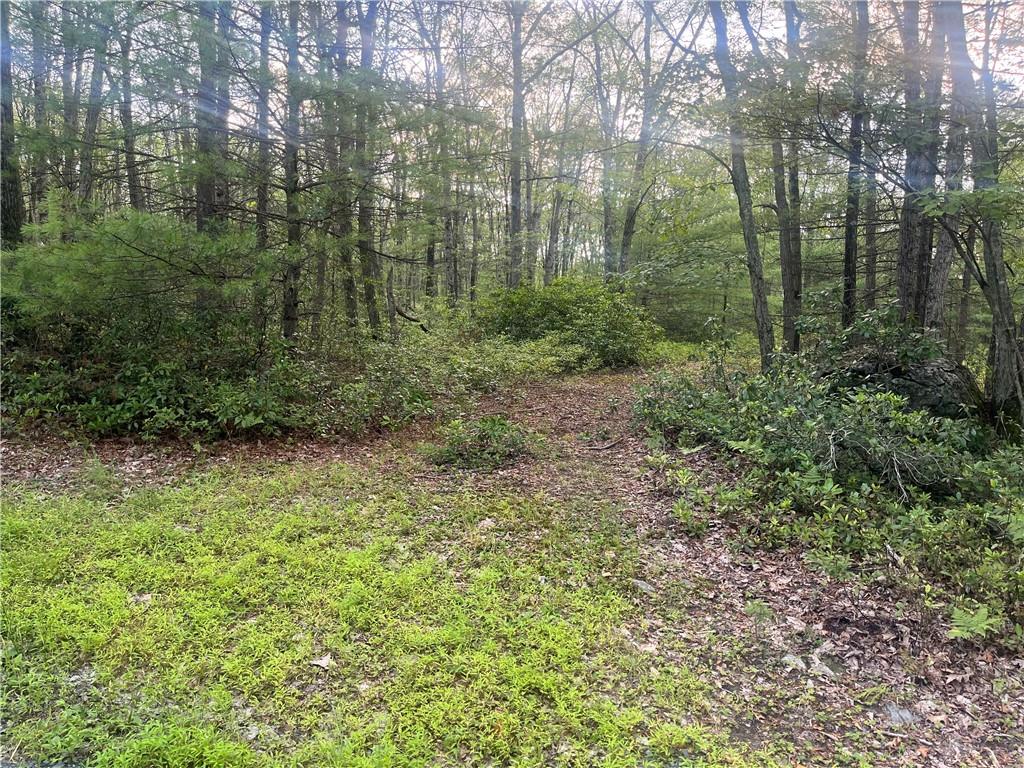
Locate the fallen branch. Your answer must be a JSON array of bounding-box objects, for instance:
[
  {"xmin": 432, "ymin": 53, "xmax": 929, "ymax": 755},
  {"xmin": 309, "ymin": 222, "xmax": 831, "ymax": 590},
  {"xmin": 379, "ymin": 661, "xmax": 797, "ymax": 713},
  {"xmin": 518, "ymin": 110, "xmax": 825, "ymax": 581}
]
[
  {"xmin": 586, "ymin": 437, "xmax": 623, "ymax": 450},
  {"xmin": 395, "ymin": 306, "xmax": 430, "ymax": 333}
]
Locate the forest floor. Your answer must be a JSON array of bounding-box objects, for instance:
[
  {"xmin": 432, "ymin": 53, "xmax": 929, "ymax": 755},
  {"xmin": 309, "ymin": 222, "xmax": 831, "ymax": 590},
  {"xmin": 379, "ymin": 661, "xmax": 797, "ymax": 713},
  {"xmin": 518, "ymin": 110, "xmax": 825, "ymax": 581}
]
[{"xmin": 2, "ymin": 371, "xmax": 1022, "ymax": 768}]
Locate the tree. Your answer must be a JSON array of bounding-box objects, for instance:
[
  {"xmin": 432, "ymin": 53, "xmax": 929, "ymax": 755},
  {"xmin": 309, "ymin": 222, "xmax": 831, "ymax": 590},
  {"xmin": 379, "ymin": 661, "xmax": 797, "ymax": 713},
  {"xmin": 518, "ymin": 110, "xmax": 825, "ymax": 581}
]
[
  {"xmin": 1, "ymin": 0, "xmax": 25, "ymax": 245},
  {"xmin": 709, "ymin": 0, "xmax": 774, "ymax": 371},
  {"xmin": 840, "ymin": 0, "xmax": 868, "ymax": 327},
  {"xmin": 943, "ymin": 0, "xmax": 1023, "ymax": 421},
  {"xmin": 507, "ymin": 0, "xmax": 526, "ymax": 288},
  {"xmin": 355, "ymin": 0, "xmax": 380, "ymax": 334},
  {"xmin": 281, "ymin": 1, "xmax": 302, "ymax": 341}
]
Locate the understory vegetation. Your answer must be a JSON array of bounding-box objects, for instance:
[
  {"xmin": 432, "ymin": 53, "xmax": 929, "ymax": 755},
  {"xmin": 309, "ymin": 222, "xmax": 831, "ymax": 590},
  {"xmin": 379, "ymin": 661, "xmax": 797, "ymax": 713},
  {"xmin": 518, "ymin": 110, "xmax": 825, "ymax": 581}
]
[
  {"xmin": 636, "ymin": 339, "xmax": 1024, "ymax": 646},
  {"xmin": 427, "ymin": 415, "xmax": 532, "ymax": 470},
  {"xmin": 2, "ymin": 460, "xmax": 783, "ymax": 768},
  {"xmin": 3, "ymin": 239, "xmax": 654, "ymax": 439}
]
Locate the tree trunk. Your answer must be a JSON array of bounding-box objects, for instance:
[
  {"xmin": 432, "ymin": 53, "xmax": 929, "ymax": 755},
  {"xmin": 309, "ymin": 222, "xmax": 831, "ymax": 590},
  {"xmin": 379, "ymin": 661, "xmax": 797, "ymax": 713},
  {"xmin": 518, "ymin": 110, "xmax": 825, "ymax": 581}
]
[
  {"xmin": 863, "ymin": 162, "xmax": 878, "ymax": 310},
  {"xmin": 896, "ymin": 0, "xmax": 942, "ymax": 325},
  {"xmin": 619, "ymin": 0, "xmax": 652, "ymax": 275},
  {"xmin": 709, "ymin": 0, "xmax": 774, "ymax": 371},
  {"xmin": 77, "ymin": 5, "xmax": 112, "ymax": 203},
  {"xmin": 386, "ymin": 266, "xmax": 399, "ymax": 340},
  {"xmin": 196, "ymin": 2, "xmax": 226, "ymax": 232},
  {"xmin": 738, "ymin": 0, "xmax": 799, "ymax": 350},
  {"xmin": 600, "ymin": 148, "xmax": 615, "ymax": 280},
  {"xmin": 1, "ymin": 0, "xmax": 25, "ymax": 245},
  {"xmin": 256, "ymin": 2, "xmax": 271, "ymax": 250},
  {"xmin": 507, "ymin": 1, "xmax": 525, "ymax": 287},
  {"xmin": 841, "ymin": 0, "xmax": 868, "ymax": 327},
  {"xmin": 923, "ymin": 98, "xmax": 967, "ymax": 331},
  {"xmin": 911, "ymin": 11, "xmax": 946, "ymax": 323},
  {"xmin": 445, "ymin": 200, "xmax": 460, "ymax": 304},
  {"xmin": 544, "ymin": 186, "xmax": 563, "ymax": 287},
  {"xmin": 592, "ymin": 39, "xmax": 617, "ymax": 280},
  {"xmin": 524, "ymin": 162, "xmax": 541, "ymax": 286},
  {"xmin": 334, "ymin": 1, "xmax": 359, "ymax": 327},
  {"xmin": 29, "ymin": 2, "xmax": 48, "ymax": 224},
  {"xmin": 470, "ymin": 196, "xmax": 480, "ymax": 302},
  {"xmin": 544, "ymin": 65, "xmax": 575, "ymax": 287},
  {"xmin": 784, "ymin": 0, "xmax": 803, "ymax": 351},
  {"xmin": 952, "ymin": 228, "xmax": 974, "ymax": 364},
  {"xmin": 117, "ymin": 21, "xmax": 145, "ymax": 211},
  {"xmin": 357, "ymin": 0, "xmax": 380, "ymax": 334},
  {"xmin": 944, "ymin": 0, "xmax": 1024, "ymax": 422},
  {"xmin": 281, "ymin": 1, "xmax": 302, "ymax": 341},
  {"xmin": 60, "ymin": 3, "xmax": 80, "ymax": 194},
  {"xmin": 425, "ymin": 241, "xmax": 437, "ymax": 298}
]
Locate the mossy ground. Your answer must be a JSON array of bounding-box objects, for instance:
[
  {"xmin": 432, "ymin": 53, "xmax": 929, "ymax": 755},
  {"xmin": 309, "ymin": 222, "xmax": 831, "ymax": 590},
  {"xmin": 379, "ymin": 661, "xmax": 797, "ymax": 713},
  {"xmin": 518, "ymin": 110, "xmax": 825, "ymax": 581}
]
[
  {"xmin": 2, "ymin": 450, "xmax": 780, "ymax": 767},
  {"xmin": 4, "ymin": 370, "xmax": 1019, "ymax": 768}
]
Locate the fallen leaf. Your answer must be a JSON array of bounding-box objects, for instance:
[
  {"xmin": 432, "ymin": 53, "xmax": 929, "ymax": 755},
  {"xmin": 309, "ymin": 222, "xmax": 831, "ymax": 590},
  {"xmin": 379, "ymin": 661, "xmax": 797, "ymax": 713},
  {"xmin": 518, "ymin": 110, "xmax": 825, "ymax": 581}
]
[{"xmin": 310, "ymin": 654, "xmax": 335, "ymax": 671}]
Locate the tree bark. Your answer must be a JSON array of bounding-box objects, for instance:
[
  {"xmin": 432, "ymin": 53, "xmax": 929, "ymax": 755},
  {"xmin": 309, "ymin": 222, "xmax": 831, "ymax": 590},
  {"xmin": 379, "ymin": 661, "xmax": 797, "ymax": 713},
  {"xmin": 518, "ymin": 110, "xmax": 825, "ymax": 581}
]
[
  {"xmin": 896, "ymin": 0, "xmax": 942, "ymax": 325},
  {"xmin": 334, "ymin": 1, "xmax": 359, "ymax": 327},
  {"xmin": 592, "ymin": 37, "xmax": 617, "ymax": 280},
  {"xmin": 952, "ymin": 227, "xmax": 974, "ymax": 364},
  {"xmin": 196, "ymin": 1, "xmax": 227, "ymax": 232},
  {"xmin": 470, "ymin": 194, "xmax": 480, "ymax": 302},
  {"xmin": 1, "ymin": 0, "xmax": 25, "ymax": 245},
  {"xmin": 29, "ymin": 2, "xmax": 48, "ymax": 223},
  {"xmin": 507, "ymin": 0, "xmax": 525, "ymax": 287},
  {"xmin": 386, "ymin": 266, "xmax": 399, "ymax": 340},
  {"xmin": 944, "ymin": 0, "xmax": 1023, "ymax": 422},
  {"xmin": 281, "ymin": 1, "xmax": 302, "ymax": 341},
  {"xmin": 619, "ymin": 0, "xmax": 653, "ymax": 275},
  {"xmin": 77, "ymin": 5, "xmax": 112, "ymax": 203},
  {"xmin": 863, "ymin": 162, "xmax": 879, "ymax": 311},
  {"xmin": 255, "ymin": 2, "xmax": 271, "ymax": 250},
  {"xmin": 709, "ymin": 0, "xmax": 774, "ymax": 371},
  {"xmin": 783, "ymin": 0, "xmax": 803, "ymax": 350},
  {"xmin": 738, "ymin": 0, "xmax": 799, "ymax": 350},
  {"xmin": 60, "ymin": 3, "xmax": 80, "ymax": 195},
  {"xmin": 356, "ymin": 0, "xmax": 380, "ymax": 334},
  {"xmin": 841, "ymin": 0, "xmax": 868, "ymax": 327},
  {"xmin": 117, "ymin": 19, "xmax": 145, "ymax": 211},
  {"xmin": 923, "ymin": 98, "xmax": 967, "ymax": 331}
]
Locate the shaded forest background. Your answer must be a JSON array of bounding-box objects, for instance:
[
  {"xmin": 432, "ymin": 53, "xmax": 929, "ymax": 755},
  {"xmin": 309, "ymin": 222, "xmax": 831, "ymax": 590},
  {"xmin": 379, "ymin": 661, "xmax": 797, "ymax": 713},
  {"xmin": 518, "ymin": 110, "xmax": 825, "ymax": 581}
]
[{"xmin": 1, "ymin": 0, "xmax": 1022, "ymax": 435}]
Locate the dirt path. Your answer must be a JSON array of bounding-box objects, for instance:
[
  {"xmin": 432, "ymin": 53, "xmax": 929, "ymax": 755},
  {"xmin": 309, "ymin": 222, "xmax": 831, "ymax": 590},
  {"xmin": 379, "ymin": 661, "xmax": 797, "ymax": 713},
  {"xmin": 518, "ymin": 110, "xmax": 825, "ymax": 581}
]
[
  {"xmin": 3, "ymin": 371, "xmax": 1022, "ymax": 767},
  {"xmin": 451, "ymin": 372, "xmax": 1024, "ymax": 768}
]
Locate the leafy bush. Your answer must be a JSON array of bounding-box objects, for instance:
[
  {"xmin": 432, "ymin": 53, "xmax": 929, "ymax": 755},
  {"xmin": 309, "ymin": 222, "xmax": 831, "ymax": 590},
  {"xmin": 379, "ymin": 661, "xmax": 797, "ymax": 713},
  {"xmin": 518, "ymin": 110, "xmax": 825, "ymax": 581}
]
[
  {"xmin": 798, "ymin": 304, "xmax": 945, "ymax": 367},
  {"xmin": 428, "ymin": 415, "xmax": 530, "ymax": 469},
  {"xmin": 635, "ymin": 365, "xmax": 981, "ymax": 496},
  {"xmin": 2, "ymin": 211, "xmax": 600, "ymax": 440},
  {"xmin": 476, "ymin": 278, "xmax": 660, "ymax": 368},
  {"xmin": 2, "ymin": 324, "xmax": 593, "ymax": 440},
  {"xmin": 3, "ymin": 352, "xmax": 316, "ymax": 438},
  {"xmin": 636, "ymin": 365, "xmax": 1024, "ymax": 643}
]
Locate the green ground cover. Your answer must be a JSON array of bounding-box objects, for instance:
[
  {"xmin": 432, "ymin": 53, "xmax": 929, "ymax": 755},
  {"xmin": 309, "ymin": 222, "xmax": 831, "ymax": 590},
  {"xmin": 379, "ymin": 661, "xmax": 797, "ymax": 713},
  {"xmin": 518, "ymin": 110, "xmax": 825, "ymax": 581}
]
[{"xmin": 1, "ymin": 454, "xmax": 781, "ymax": 768}]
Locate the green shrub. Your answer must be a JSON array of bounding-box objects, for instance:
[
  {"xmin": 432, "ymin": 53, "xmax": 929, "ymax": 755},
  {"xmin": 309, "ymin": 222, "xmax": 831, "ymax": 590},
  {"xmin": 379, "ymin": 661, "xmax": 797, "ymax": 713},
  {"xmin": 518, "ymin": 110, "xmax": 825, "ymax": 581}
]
[
  {"xmin": 476, "ymin": 278, "xmax": 660, "ymax": 368},
  {"xmin": 635, "ymin": 365, "xmax": 980, "ymax": 496},
  {"xmin": 635, "ymin": 366, "xmax": 1024, "ymax": 643},
  {"xmin": 2, "ymin": 313, "xmax": 591, "ymax": 439},
  {"xmin": 94, "ymin": 723, "xmax": 258, "ymax": 768},
  {"xmin": 3, "ymin": 352, "xmax": 315, "ymax": 438},
  {"xmin": 798, "ymin": 304, "xmax": 945, "ymax": 367},
  {"xmin": 428, "ymin": 415, "xmax": 530, "ymax": 469}
]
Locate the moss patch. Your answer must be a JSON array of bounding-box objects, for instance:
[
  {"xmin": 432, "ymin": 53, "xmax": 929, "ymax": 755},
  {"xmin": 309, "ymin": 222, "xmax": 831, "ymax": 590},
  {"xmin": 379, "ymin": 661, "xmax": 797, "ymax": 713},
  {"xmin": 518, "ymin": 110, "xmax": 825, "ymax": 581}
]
[{"xmin": 2, "ymin": 457, "xmax": 780, "ymax": 768}]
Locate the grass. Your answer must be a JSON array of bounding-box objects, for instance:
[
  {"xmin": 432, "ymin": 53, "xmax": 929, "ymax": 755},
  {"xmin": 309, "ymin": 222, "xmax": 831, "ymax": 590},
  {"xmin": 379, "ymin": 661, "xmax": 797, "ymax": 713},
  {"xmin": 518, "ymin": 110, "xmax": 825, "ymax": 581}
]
[{"xmin": 1, "ymin": 455, "xmax": 782, "ymax": 768}]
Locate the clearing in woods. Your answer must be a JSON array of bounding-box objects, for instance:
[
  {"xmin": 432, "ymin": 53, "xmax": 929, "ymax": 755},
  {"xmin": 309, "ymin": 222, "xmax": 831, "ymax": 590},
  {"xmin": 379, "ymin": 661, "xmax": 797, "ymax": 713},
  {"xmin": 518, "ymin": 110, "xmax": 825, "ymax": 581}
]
[{"xmin": 2, "ymin": 372, "xmax": 1021, "ymax": 767}]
